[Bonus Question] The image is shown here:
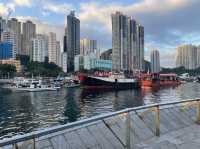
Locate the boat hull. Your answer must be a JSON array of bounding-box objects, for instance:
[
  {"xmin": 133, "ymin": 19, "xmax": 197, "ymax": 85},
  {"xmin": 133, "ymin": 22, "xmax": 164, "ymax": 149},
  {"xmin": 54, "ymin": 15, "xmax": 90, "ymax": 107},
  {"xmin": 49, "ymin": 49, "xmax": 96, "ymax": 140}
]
[
  {"xmin": 79, "ymin": 75, "xmax": 140, "ymax": 90},
  {"xmin": 3, "ymin": 87, "xmax": 59, "ymax": 92},
  {"xmin": 160, "ymin": 81, "xmax": 181, "ymax": 86},
  {"xmin": 142, "ymin": 80, "xmax": 181, "ymax": 88},
  {"xmin": 142, "ymin": 80, "xmax": 160, "ymax": 88}
]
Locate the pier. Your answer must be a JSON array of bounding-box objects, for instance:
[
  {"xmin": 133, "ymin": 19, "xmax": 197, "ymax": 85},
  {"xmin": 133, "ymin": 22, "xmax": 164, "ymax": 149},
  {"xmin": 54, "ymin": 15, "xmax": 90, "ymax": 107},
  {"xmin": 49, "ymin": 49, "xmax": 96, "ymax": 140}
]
[{"xmin": 1, "ymin": 99, "xmax": 200, "ymax": 149}]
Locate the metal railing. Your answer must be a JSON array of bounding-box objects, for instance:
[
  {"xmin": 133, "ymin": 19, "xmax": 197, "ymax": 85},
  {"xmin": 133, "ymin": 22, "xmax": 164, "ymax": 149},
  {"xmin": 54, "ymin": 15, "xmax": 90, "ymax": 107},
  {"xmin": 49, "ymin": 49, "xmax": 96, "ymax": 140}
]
[{"xmin": 0, "ymin": 98, "xmax": 200, "ymax": 149}]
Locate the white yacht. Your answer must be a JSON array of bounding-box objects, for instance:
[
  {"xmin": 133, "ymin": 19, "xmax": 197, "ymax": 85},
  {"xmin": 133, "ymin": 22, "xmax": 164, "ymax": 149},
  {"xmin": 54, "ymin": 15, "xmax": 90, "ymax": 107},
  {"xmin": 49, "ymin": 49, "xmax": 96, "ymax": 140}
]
[{"xmin": 3, "ymin": 78, "xmax": 60, "ymax": 92}]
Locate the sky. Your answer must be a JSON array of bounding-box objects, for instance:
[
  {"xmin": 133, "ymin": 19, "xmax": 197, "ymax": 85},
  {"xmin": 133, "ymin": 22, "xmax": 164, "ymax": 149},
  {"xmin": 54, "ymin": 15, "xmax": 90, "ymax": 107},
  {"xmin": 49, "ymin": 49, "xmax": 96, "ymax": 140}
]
[{"xmin": 1, "ymin": 0, "xmax": 200, "ymax": 68}]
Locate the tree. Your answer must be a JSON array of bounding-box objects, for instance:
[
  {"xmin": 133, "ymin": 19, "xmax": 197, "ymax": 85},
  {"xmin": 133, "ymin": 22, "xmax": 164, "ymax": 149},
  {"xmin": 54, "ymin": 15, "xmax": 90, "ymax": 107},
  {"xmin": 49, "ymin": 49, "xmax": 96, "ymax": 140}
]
[
  {"xmin": 26, "ymin": 61, "xmax": 63, "ymax": 77},
  {"xmin": 16, "ymin": 55, "xmax": 30, "ymax": 66},
  {"xmin": 0, "ymin": 64, "xmax": 16, "ymax": 78},
  {"xmin": 161, "ymin": 66, "xmax": 200, "ymax": 76}
]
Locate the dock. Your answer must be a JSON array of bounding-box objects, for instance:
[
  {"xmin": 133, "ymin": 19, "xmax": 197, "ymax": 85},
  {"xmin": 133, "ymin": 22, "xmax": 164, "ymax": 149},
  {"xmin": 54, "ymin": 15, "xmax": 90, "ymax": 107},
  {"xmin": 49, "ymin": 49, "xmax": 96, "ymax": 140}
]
[{"xmin": 1, "ymin": 99, "xmax": 200, "ymax": 149}]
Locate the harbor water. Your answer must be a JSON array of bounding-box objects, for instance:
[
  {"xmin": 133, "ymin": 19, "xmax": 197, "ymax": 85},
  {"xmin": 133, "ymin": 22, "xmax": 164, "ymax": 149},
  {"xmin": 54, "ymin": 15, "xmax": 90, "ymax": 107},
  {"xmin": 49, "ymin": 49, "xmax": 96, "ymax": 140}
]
[{"xmin": 0, "ymin": 82, "xmax": 199, "ymax": 139}]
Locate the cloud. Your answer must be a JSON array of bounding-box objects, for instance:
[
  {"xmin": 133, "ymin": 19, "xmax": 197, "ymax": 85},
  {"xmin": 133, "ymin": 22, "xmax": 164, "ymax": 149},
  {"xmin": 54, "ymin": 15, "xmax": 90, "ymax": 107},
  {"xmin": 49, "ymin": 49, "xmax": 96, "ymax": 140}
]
[
  {"xmin": 78, "ymin": 0, "xmax": 200, "ymax": 67},
  {"xmin": 42, "ymin": 1, "xmax": 73, "ymax": 14},
  {"xmin": 0, "ymin": 3, "xmax": 15, "ymax": 16},
  {"xmin": 79, "ymin": 0, "xmax": 190, "ymax": 33},
  {"xmin": 16, "ymin": 16, "xmax": 37, "ymax": 21},
  {"xmin": 14, "ymin": 0, "xmax": 32, "ymax": 7},
  {"xmin": 7, "ymin": 0, "xmax": 200, "ymax": 67},
  {"xmin": 0, "ymin": 0, "xmax": 32, "ymax": 16},
  {"xmin": 16, "ymin": 16, "xmax": 64, "ymax": 47}
]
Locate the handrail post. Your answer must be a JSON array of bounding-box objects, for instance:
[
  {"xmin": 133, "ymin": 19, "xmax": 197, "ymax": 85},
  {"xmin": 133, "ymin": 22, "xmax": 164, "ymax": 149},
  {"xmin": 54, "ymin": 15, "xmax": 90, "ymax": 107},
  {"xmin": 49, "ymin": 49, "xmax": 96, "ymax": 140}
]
[
  {"xmin": 196, "ymin": 99, "xmax": 200, "ymax": 124},
  {"xmin": 126, "ymin": 112, "xmax": 131, "ymax": 149},
  {"xmin": 13, "ymin": 143, "xmax": 18, "ymax": 149},
  {"xmin": 155, "ymin": 105, "xmax": 160, "ymax": 136},
  {"xmin": 33, "ymin": 138, "xmax": 36, "ymax": 149}
]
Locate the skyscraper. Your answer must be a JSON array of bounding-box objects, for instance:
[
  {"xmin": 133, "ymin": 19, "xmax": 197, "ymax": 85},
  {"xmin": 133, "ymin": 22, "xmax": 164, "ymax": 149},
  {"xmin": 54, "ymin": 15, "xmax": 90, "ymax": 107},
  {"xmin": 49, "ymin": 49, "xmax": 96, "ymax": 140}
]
[
  {"xmin": 31, "ymin": 34, "xmax": 47, "ymax": 62},
  {"xmin": 0, "ymin": 42, "xmax": 13, "ymax": 59},
  {"xmin": 22, "ymin": 20, "xmax": 36, "ymax": 55},
  {"xmin": 2, "ymin": 30, "xmax": 17, "ymax": 59},
  {"xmin": 48, "ymin": 32, "xmax": 57, "ymax": 64},
  {"xmin": 150, "ymin": 49, "xmax": 160, "ymax": 73},
  {"xmin": 0, "ymin": 17, "xmax": 6, "ymax": 42},
  {"xmin": 56, "ymin": 41, "xmax": 61, "ymax": 66},
  {"xmin": 197, "ymin": 46, "xmax": 200, "ymax": 68},
  {"xmin": 112, "ymin": 11, "xmax": 128, "ymax": 72},
  {"xmin": 176, "ymin": 44, "xmax": 197, "ymax": 70},
  {"xmin": 8, "ymin": 18, "xmax": 21, "ymax": 55},
  {"xmin": 62, "ymin": 52, "xmax": 67, "ymax": 73},
  {"xmin": 80, "ymin": 39, "xmax": 97, "ymax": 55},
  {"xmin": 112, "ymin": 11, "xmax": 144, "ymax": 72},
  {"xmin": 64, "ymin": 11, "xmax": 80, "ymax": 72},
  {"xmin": 137, "ymin": 25, "xmax": 144, "ymax": 70},
  {"xmin": 127, "ymin": 18, "xmax": 137, "ymax": 71}
]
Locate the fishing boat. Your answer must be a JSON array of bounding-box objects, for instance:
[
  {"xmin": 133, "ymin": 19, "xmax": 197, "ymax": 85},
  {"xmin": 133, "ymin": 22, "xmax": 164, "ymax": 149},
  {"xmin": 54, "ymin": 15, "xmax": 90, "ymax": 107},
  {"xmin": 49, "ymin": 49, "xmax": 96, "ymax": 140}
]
[
  {"xmin": 78, "ymin": 72, "xmax": 140, "ymax": 90},
  {"xmin": 141, "ymin": 73, "xmax": 160, "ymax": 88},
  {"xmin": 159, "ymin": 74, "xmax": 181, "ymax": 86},
  {"xmin": 141, "ymin": 73, "xmax": 181, "ymax": 88}
]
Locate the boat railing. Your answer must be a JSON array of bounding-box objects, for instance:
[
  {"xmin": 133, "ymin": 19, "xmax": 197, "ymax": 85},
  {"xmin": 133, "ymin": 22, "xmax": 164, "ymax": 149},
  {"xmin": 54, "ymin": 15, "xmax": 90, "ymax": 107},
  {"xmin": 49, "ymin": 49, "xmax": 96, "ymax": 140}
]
[{"xmin": 0, "ymin": 98, "xmax": 200, "ymax": 148}]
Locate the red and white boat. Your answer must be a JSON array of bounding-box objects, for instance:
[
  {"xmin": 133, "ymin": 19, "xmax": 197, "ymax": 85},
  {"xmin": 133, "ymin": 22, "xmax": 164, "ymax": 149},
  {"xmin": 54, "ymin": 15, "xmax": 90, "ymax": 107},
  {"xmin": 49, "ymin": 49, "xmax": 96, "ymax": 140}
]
[
  {"xmin": 159, "ymin": 73, "xmax": 181, "ymax": 86},
  {"xmin": 140, "ymin": 73, "xmax": 181, "ymax": 88},
  {"xmin": 78, "ymin": 72, "xmax": 141, "ymax": 90}
]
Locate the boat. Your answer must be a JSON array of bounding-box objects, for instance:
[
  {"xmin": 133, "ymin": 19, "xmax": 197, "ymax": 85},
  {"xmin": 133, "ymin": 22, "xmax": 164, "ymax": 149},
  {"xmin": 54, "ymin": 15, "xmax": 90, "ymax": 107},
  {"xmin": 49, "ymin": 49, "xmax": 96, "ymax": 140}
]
[
  {"xmin": 62, "ymin": 76, "xmax": 80, "ymax": 88},
  {"xmin": 3, "ymin": 78, "xmax": 60, "ymax": 92},
  {"xmin": 140, "ymin": 73, "xmax": 181, "ymax": 88},
  {"xmin": 179, "ymin": 73, "xmax": 194, "ymax": 82},
  {"xmin": 159, "ymin": 74, "xmax": 182, "ymax": 86},
  {"xmin": 63, "ymin": 81, "xmax": 80, "ymax": 88},
  {"xmin": 7, "ymin": 86, "xmax": 59, "ymax": 92},
  {"xmin": 64, "ymin": 83, "xmax": 80, "ymax": 88},
  {"xmin": 141, "ymin": 73, "xmax": 160, "ymax": 88},
  {"xmin": 78, "ymin": 72, "xmax": 140, "ymax": 90}
]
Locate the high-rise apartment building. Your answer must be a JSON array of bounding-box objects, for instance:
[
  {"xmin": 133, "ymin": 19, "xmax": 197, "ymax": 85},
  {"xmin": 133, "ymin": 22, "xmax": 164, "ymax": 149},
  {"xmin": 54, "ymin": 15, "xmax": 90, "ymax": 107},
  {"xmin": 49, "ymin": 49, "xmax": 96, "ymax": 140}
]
[
  {"xmin": 137, "ymin": 25, "xmax": 144, "ymax": 70},
  {"xmin": 150, "ymin": 49, "xmax": 160, "ymax": 73},
  {"xmin": 197, "ymin": 46, "xmax": 200, "ymax": 68},
  {"xmin": 2, "ymin": 30, "xmax": 17, "ymax": 59},
  {"xmin": 48, "ymin": 32, "xmax": 57, "ymax": 64},
  {"xmin": 0, "ymin": 42, "xmax": 13, "ymax": 59},
  {"xmin": 80, "ymin": 39, "xmax": 97, "ymax": 55},
  {"xmin": 176, "ymin": 44, "xmax": 197, "ymax": 70},
  {"xmin": 62, "ymin": 52, "xmax": 67, "ymax": 73},
  {"xmin": 31, "ymin": 34, "xmax": 47, "ymax": 62},
  {"xmin": 56, "ymin": 41, "xmax": 61, "ymax": 66},
  {"xmin": 112, "ymin": 12, "xmax": 128, "ymax": 72},
  {"xmin": 8, "ymin": 18, "xmax": 21, "ymax": 55},
  {"xmin": 22, "ymin": 20, "xmax": 36, "ymax": 55},
  {"xmin": 0, "ymin": 17, "xmax": 6, "ymax": 42},
  {"xmin": 64, "ymin": 11, "xmax": 80, "ymax": 72},
  {"xmin": 112, "ymin": 11, "xmax": 144, "ymax": 72}
]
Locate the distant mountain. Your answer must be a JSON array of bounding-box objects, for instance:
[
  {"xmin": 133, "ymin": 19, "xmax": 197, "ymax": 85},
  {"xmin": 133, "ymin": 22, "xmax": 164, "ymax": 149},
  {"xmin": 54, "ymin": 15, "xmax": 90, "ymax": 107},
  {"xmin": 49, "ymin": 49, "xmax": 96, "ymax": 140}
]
[{"xmin": 100, "ymin": 49, "xmax": 112, "ymax": 60}]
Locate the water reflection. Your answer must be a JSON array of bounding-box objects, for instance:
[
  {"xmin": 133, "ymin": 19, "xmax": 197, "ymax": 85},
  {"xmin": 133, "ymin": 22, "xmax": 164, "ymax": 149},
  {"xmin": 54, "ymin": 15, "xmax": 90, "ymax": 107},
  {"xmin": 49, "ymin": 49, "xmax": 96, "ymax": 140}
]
[
  {"xmin": 0, "ymin": 83, "xmax": 200, "ymax": 138},
  {"xmin": 63, "ymin": 88, "xmax": 81, "ymax": 123},
  {"xmin": 0, "ymin": 93, "xmax": 36, "ymax": 138}
]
